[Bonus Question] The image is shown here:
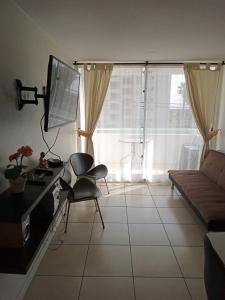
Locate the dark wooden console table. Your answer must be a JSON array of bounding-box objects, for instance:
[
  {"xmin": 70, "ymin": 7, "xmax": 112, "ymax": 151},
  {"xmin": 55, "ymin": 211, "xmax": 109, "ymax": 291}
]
[
  {"xmin": 0, "ymin": 165, "xmax": 67, "ymax": 274},
  {"xmin": 204, "ymin": 232, "xmax": 225, "ymax": 300}
]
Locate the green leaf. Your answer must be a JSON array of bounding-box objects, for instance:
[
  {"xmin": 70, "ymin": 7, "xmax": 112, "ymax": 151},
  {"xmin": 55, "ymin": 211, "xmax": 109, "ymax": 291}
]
[{"xmin": 4, "ymin": 167, "xmax": 21, "ymax": 179}]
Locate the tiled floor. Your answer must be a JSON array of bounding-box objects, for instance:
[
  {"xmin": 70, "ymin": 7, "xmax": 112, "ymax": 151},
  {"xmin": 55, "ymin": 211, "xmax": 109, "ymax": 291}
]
[{"xmin": 24, "ymin": 182, "xmax": 208, "ymax": 300}]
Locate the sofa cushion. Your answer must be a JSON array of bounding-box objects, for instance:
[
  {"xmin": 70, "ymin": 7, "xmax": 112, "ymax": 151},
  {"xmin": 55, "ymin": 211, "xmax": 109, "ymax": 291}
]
[
  {"xmin": 197, "ymin": 202, "xmax": 225, "ymax": 223},
  {"xmin": 169, "ymin": 168, "xmax": 225, "ymax": 229},
  {"xmin": 200, "ymin": 150, "xmax": 225, "ymax": 184},
  {"xmin": 168, "ymin": 170, "xmax": 210, "ymax": 193},
  {"xmin": 169, "ymin": 170, "xmax": 225, "ymax": 207},
  {"xmin": 217, "ymin": 167, "xmax": 225, "ymax": 191},
  {"xmin": 186, "ymin": 187, "xmax": 225, "ymax": 207}
]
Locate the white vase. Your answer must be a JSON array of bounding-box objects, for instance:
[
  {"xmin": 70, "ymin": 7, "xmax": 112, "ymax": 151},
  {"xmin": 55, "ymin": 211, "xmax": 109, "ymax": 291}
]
[{"xmin": 9, "ymin": 176, "xmax": 26, "ymax": 194}]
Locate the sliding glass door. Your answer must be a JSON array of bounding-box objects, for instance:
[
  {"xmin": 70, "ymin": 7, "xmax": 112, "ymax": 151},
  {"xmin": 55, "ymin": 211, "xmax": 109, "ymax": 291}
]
[
  {"xmin": 92, "ymin": 66, "xmax": 202, "ymax": 182},
  {"xmin": 93, "ymin": 67, "xmax": 145, "ymax": 181},
  {"xmin": 143, "ymin": 66, "xmax": 202, "ymax": 182}
]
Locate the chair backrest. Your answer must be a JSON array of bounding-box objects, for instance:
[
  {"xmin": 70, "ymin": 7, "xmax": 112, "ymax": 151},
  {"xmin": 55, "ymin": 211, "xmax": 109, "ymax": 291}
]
[
  {"xmin": 59, "ymin": 177, "xmax": 74, "ymax": 200},
  {"xmin": 59, "ymin": 177, "xmax": 72, "ymax": 191},
  {"xmin": 70, "ymin": 153, "xmax": 94, "ymax": 176},
  {"xmin": 61, "ymin": 169, "xmax": 72, "ymax": 185}
]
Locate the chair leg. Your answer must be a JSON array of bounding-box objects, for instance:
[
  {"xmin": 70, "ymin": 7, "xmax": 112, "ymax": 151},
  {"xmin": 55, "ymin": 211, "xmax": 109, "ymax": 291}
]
[
  {"xmin": 63, "ymin": 200, "xmax": 68, "ymax": 216},
  {"xmin": 104, "ymin": 177, "xmax": 110, "ymax": 194},
  {"xmin": 94, "ymin": 199, "xmax": 98, "ymax": 212},
  {"xmin": 95, "ymin": 198, "xmax": 105, "ymax": 229},
  {"xmin": 64, "ymin": 202, "xmax": 71, "ymax": 233}
]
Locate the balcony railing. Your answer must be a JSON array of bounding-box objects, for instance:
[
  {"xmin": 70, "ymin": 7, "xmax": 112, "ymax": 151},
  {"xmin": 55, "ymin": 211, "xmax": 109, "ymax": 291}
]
[{"xmin": 93, "ymin": 128, "xmax": 202, "ymax": 182}]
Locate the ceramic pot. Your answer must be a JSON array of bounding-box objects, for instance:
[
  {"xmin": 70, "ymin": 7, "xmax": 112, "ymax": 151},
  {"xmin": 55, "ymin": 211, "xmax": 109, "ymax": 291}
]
[{"xmin": 9, "ymin": 176, "xmax": 26, "ymax": 194}]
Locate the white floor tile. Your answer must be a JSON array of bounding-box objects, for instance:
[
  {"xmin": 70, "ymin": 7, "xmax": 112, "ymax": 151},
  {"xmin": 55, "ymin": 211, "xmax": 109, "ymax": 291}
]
[
  {"xmin": 150, "ymin": 186, "xmax": 177, "ymax": 196},
  {"xmin": 80, "ymin": 277, "xmax": 135, "ymax": 300},
  {"xmin": 125, "ymin": 183, "xmax": 148, "ymax": 187},
  {"xmin": 126, "ymin": 195, "xmax": 155, "ymax": 207},
  {"xmin": 129, "ymin": 224, "xmax": 170, "ymax": 245},
  {"xmin": 135, "ymin": 277, "xmax": 191, "ymax": 300},
  {"xmin": 71, "ymin": 200, "xmax": 95, "ymax": 207},
  {"xmin": 94, "ymin": 207, "xmax": 128, "ymax": 223},
  {"xmin": 99, "ymin": 187, "xmax": 110, "ymax": 196},
  {"xmin": 85, "ymin": 245, "xmax": 132, "ymax": 276},
  {"xmin": 158, "ymin": 207, "xmax": 196, "ymax": 224},
  {"xmin": 148, "ymin": 181, "xmax": 171, "ymax": 186},
  {"xmin": 185, "ymin": 278, "xmax": 208, "ymax": 300},
  {"xmin": 25, "ymin": 182, "xmax": 206, "ymax": 299},
  {"xmin": 165, "ymin": 224, "xmax": 204, "ymax": 246},
  {"xmin": 107, "ymin": 183, "xmax": 125, "ymax": 187},
  {"xmin": 51, "ymin": 223, "xmax": 92, "ymax": 245},
  {"xmin": 68, "ymin": 206, "xmax": 96, "ymax": 223},
  {"xmin": 106, "ymin": 185, "xmax": 125, "ymax": 195},
  {"xmin": 99, "ymin": 194, "xmax": 126, "ymax": 206},
  {"xmin": 37, "ymin": 245, "xmax": 88, "ymax": 276},
  {"xmin": 125, "ymin": 184, "xmax": 150, "ymax": 195},
  {"xmin": 173, "ymin": 246, "xmax": 204, "ymax": 278},
  {"xmin": 127, "ymin": 207, "xmax": 161, "ymax": 223},
  {"xmin": 125, "ymin": 187, "xmax": 150, "ymax": 195},
  {"xmin": 186, "ymin": 206, "xmax": 206, "ymax": 226},
  {"xmin": 132, "ymin": 246, "xmax": 181, "ymax": 277},
  {"xmin": 90, "ymin": 223, "xmax": 129, "ymax": 245},
  {"xmin": 153, "ymin": 195, "xmax": 185, "ymax": 208},
  {"xmin": 109, "ymin": 189, "xmax": 125, "ymax": 195},
  {"xmin": 24, "ymin": 276, "xmax": 81, "ymax": 300}
]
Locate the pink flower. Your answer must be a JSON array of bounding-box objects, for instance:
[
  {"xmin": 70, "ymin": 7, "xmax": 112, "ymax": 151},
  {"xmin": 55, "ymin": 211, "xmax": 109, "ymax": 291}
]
[
  {"xmin": 9, "ymin": 152, "xmax": 20, "ymax": 161},
  {"xmin": 17, "ymin": 145, "xmax": 33, "ymax": 157},
  {"xmin": 6, "ymin": 145, "xmax": 33, "ymax": 179}
]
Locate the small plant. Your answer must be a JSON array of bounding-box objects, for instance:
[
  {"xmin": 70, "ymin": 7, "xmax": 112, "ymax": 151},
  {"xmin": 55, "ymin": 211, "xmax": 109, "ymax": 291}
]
[{"xmin": 5, "ymin": 145, "xmax": 33, "ymax": 179}]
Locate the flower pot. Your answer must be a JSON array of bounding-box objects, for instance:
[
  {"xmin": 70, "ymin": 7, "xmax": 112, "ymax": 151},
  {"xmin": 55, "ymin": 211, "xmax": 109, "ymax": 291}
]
[{"xmin": 9, "ymin": 176, "xmax": 26, "ymax": 194}]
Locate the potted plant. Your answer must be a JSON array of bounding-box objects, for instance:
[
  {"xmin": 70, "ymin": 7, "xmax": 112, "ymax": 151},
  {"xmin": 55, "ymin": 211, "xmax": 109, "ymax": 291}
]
[{"xmin": 5, "ymin": 145, "xmax": 33, "ymax": 193}]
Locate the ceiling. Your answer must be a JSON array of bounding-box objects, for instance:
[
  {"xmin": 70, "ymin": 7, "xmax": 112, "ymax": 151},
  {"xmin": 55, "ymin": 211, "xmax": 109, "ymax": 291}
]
[{"xmin": 15, "ymin": 0, "xmax": 225, "ymax": 62}]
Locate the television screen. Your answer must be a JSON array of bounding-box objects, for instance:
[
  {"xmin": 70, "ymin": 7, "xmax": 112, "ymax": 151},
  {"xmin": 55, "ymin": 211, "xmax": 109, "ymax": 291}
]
[{"xmin": 44, "ymin": 55, "xmax": 80, "ymax": 132}]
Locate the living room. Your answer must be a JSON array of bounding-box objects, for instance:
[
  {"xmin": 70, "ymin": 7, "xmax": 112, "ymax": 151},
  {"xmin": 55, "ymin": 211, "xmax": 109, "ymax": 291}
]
[{"xmin": 1, "ymin": 0, "xmax": 225, "ymax": 299}]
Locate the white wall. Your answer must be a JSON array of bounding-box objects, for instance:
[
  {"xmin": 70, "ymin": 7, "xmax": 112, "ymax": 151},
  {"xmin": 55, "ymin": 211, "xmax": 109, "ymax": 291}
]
[
  {"xmin": 0, "ymin": 1, "xmax": 77, "ymax": 299},
  {"xmin": 0, "ymin": 0, "xmax": 77, "ymax": 193},
  {"xmin": 217, "ymin": 67, "xmax": 225, "ymax": 151}
]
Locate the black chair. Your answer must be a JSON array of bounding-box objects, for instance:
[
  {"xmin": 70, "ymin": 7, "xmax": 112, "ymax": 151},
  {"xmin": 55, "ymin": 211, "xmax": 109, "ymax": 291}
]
[
  {"xmin": 59, "ymin": 177, "xmax": 105, "ymax": 232},
  {"xmin": 61, "ymin": 168, "xmax": 72, "ymax": 185},
  {"xmin": 70, "ymin": 153, "xmax": 109, "ymax": 194}
]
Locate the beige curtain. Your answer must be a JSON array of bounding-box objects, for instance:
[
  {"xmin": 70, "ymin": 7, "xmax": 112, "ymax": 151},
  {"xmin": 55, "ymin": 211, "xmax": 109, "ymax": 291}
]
[
  {"xmin": 184, "ymin": 63, "xmax": 221, "ymax": 162},
  {"xmin": 84, "ymin": 63, "xmax": 113, "ymax": 156}
]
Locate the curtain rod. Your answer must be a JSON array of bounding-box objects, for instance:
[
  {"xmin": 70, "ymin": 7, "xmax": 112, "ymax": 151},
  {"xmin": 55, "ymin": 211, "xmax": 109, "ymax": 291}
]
[{"xmin": 73, "ymin": 60, "xmax": 225, "ymax": 66}]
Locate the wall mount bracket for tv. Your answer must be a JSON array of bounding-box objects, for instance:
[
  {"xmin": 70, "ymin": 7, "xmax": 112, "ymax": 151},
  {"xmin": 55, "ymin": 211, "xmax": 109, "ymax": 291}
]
[{"xmin": 16, "ymin": 79, "xmax": 45, "ymax": 110}]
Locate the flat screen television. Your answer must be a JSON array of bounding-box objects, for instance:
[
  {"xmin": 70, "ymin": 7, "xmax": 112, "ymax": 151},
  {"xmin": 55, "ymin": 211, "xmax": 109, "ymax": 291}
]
[{"xmin": 44, "ymin": 55, "xmax": 80, "ymax": 132}]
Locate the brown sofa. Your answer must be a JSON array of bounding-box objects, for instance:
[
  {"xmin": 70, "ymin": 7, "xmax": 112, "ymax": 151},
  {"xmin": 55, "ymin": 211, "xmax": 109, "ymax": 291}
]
[{"xmin": 168, "ymin": 150, "xmax": 225, "ymax": 231}]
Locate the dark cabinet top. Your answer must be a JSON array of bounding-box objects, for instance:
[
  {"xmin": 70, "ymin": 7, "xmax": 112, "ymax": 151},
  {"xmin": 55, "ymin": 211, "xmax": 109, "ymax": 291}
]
[{"xmin": 0, "ymin": 165, "xmax": 65, "ymax": 222}]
